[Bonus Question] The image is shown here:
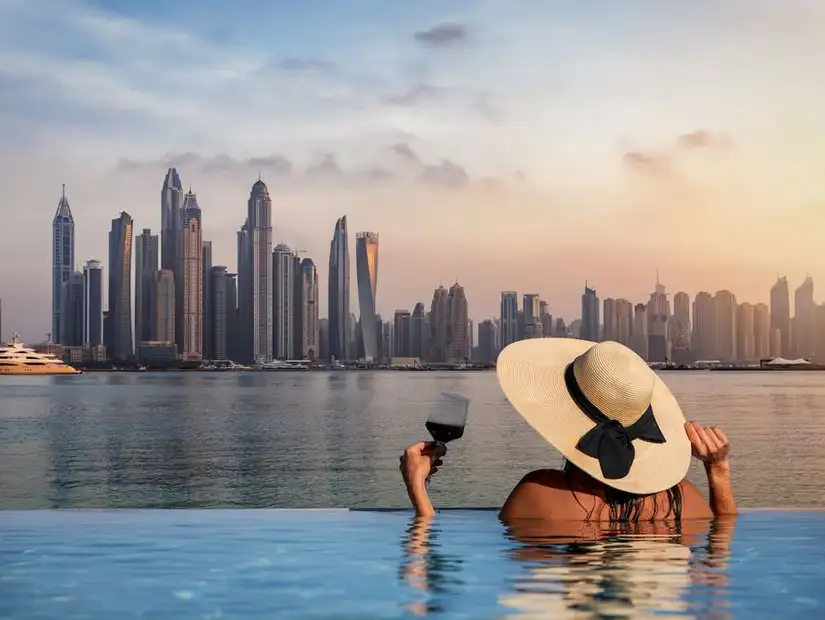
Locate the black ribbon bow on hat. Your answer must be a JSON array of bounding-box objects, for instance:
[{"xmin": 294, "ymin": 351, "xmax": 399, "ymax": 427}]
[{"xmin": 564, "ymin": 363, "xmax": 666, "ymax": 480}]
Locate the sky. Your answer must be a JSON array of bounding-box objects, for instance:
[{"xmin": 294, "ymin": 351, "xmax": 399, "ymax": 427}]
[{"xmin": 1, "ymin": 0, "xmax": 824, "ymax": 342}]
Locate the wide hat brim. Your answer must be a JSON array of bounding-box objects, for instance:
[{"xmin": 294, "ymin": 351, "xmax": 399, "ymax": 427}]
[{"xmin": 496, "ymin": 338, "xmax": 691, "ymax": 495}]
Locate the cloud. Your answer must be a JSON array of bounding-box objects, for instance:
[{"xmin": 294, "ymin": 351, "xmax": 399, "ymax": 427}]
[
  {"xmin": 419, "ymin": 159, "xmax": 469, "ymax": 187},
  {"xmin": 306, "ymin": 153, "xmax": 343, "ymax": 178},
  {"xmin": 276, "ymin": 57, "xmax": 336, "ymax": 73},
  {"xmin": 413, "ymin": 22, "xmax": 468, "ymax": 48},
  {"xmin": 116, "ymin": 153, "xmax": 294, "ymax": 177},
  {"xmin": 677, "ymin": 130, "xmax": 733, "ymax": 150},
  {"xmin": 382, "ymin": 83, "xmax": 444, "ymax": 106},
  {"xmin": 622, "ymin": 151, "xmax": 672, "ymax": 176},
  {"xmin": 391, "ymin": 142, "xmax": 421, "ymax": 164}
]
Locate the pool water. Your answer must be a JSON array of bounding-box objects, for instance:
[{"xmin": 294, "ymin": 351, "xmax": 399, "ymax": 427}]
[{"xmin": 1, "ymin": 509, "xmax": 823, "ymax": 619}]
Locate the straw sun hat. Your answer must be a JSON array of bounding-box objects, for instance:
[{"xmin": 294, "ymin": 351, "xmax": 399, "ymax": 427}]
[{"xmin": 496, "ymin": 338, "xmax": 691, "ymax": 495}]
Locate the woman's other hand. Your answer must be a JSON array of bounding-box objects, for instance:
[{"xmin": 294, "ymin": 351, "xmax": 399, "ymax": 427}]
[
  {"xmin": 685, "ymin": 422, "xmax": 730, "ymax": 472},
  {"xmin": 400, "ymin": 442, "xmax": 446, "ymax": 488}
]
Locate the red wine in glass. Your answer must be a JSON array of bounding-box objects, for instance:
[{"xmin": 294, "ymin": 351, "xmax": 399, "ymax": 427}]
[{"xmin": 426, "ymin": 392, "xmax": 469, "ymax": 446}]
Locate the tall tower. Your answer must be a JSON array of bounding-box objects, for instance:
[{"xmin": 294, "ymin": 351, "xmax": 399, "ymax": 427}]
[
  {"xmin": 500, "ymin": 292, "xmax": 519, "ymax": 348},
  {"xmin": 770, "ymin": 276, "xmax": 791, "ymax": 358},
  {"xmin": 793, "ymin": 276, "xmax": 815, "ymax": 359},
  {"xmin": 272, "ymin": 243, "xmax": 295, "ymax": 360},
  {"xmin": 299, "ymin": 258, "xmax": 320, "ymax": 361},
  {"xmin": 429, "ymin": 286, "xmax": 450, "ymax": 362},
  {"xmin": 155, "ymin": 270, "xmax": 176, "ymax": 344},
  {"xmin": 161, "ymin": 168, "xmax": 183, "ymax": 272},
  {"xmin": 647, "ymin": 274, "xmax": 670, "ymax": 362},
  {"xmin": 245, "ymin": 179, "xmax": 273, "ymax": 362},
  {"xmin": 135, "ymin": 228, "xmax": 159, "ymax": 344},
  {"xmin": 328, "ymin": 216, "xmax": 350, "ymax": 362},
  {"xmin": 180, "ymin": 190, "xmax": 203, "ymax": 360},
  {"xmin": 82, "ymin": 260, "xmax": 103, "ymax": 347},
  {"xmin": 446, "ymin": 283, "xmax": 469, "ymax": 363},
  {"xmin": 52, "ymin": 184, "xmax": 75, "ymax": 343},
  {"xmin": 236, "ymin": 221, "xmax": 251, "ymax": 362},
  {"xmin": 355, "ymin": 232, "xmax": 380, "ymax": 362},
  {"xmin": 202, "ymin": 241, "xmax": 213, "ymax": 358},
  {"xmin": 107, "ymin": 212, "xmax": 134, "ymax": 360},
  {"xmin": 580, "ymin": 284, "xmax": 600, "ymax": 342}
]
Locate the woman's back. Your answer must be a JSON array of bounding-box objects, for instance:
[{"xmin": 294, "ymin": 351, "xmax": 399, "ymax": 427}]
[{"xmin": 498, "ymin": 466, "xmax": 714, "ymax": 523}]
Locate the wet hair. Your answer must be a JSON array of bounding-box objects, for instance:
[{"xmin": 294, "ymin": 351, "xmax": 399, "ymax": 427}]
[{"xmin": 562, "ymin": 460, "xmax": 683, "ymax": 523}]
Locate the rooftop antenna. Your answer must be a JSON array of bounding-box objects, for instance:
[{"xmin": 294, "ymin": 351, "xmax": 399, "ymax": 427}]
[
  {"xmin": 62, "ymin": 183, "xmax": 65, "ymax": 199},
  {"xmin": 258, "ymin": 171, "xmax": 262, "ymax": 181}
]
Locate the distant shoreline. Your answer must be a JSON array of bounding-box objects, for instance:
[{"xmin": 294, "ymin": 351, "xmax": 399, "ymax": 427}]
[{"xmin": 70, "ymin": 365, "xmax": 825, "ymax": 373}]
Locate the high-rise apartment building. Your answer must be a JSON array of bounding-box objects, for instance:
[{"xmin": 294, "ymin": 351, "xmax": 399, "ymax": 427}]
[
  {"xmin": 670, "ymin": 291, "xmax": 691, "ymax": 363},
  {"xmin": 429, "ymin": 286, "xmax": 450, "ymax": 362},
  {"xmin": 179, "ymin": 190, "xmax": 203, "ymax": 360},
  {"xmin": 155, "ymin": 269, "xmax": 175, "ymax": 344},
  {"xmin": 393, "ymin": 310, "xmax": 411, "ymax": 358},
  {"xmin": 770, "ymin": 276, "xmax": 791, "ymax": 358},
  {"xmin": 60, "ymin": 271, "xmax": 84, "ymax": 346},
  {"xmin": 202, "ymin": 241, "xmax": 213, "ymax": 358},
  {"xmin": 500, "ymin": 292, "xmax": 519, "ymax": 349},
  {"xmin": 713, "ymin": 290, "xmax": 737, "ymax": 362},
  {"xmin": 647, "ymin": 276, "xmax": 670, "ymax": 362},
  {"xmin": 240, "ymin": 179, "xmax": 273, "ymax": 362},
  {"xmin": 52, "ymin": 185, "xmax": 75, "ymax": 344},
  {"xmin": 160, "ymin": 168, "xmax": 183, "ymax": 273},
  {"xmin": 208, "ymin": 266, "xmax": 232, "ymax": 361},
  {"xmin": 692, "ymin": 292, "xmax": 715, "ymax": 360},
  {"xmin": 299, "ymin": 258, "xmax": 319, "ymax": 361},
  {"xmin": 793, "ymin": 276, "xmax": 815, "ymax": 359},
  {"xmin": 236, "ymin": 221, "xmax": 250, "ymax": 361},
  {"xmin": 82, "ymin": 260, "xmax": 103, "ymax": 347},
  {"xmin": 355, "ymin": 232, "xmax": 380, "ymax": 362},
  {"xmin": 272, "ymin": 244, "xmax": 295, "ymax": 360},
  {"xmin": 478, "ymin": 319, "xmax": 498, "ymax": 363},
  {"xmin": 410, "ymin": 302, "xmax": 428, "ymax": 360},
  {"xmin": 616, "ymin": 299, "xmax": 633, "ymax": 348},
  {"xmin": 522, "ymin": 294, "xmax": 541, "ymax": 338},
  {"xmin": 135, "ymin": 229, "xmax": 159, "ymax": 344},
  {"xmin": 754, "ymin": 303, "xmax": 771, "ymax": 360},
  {"xmin": 737, "ymin": 302, "xmax": 756, "ymax": 362},
  {"xmin": 106, "ymin": 212, "xmax": 134, "ymax": 360},
  {"xmin": 580, "ymin": 285, "xmax": 600, "ymax": 342},
  {"xmin": 602, "ymin": 298, "xmax": 618, "ymax": 342},
  {"xmin": 632, "ymin": 303, "xmax": 648, "ymax": 360},
  {"xmin": 446, "ymin": 283, "xmax": 469, "ymax": 363},
  {"xmin": 328, "ymin": 216, "xmax": 350, "ymax": 362}
]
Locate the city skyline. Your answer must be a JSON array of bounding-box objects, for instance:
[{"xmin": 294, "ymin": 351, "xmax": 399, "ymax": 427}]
[{"xmin": 2, "ymin": 1, "xmax": 825, "ymax": 340}]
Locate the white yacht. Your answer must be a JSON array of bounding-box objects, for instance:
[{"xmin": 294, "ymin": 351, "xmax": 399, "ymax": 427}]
[{"xmin": 0, "ymin": 333, "xmax": 81, "ymax": 375}]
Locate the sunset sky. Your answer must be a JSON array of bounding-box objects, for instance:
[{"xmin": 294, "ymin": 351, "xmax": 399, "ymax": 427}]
[{"xmin": 1, "ymin": 0, "xmax": 824, "ymax": 341}]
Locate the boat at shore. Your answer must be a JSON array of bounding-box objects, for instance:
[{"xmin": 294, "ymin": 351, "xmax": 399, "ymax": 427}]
[
  {"xmin": 0, "ymin": 333, "xmax": 81, "ymax": 375},
  {"xmin": 253, "ymin": 359, "xmax": 309, "ymax": 371}
]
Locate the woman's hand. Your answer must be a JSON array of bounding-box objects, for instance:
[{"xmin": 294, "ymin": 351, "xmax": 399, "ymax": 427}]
[
  {"xmin": 400, "ymin": 442, "xmax": 446, "ymax": 488},
  {"xmin": 685, "ymin": 422, "xmax": 730, "ymax": 472}
]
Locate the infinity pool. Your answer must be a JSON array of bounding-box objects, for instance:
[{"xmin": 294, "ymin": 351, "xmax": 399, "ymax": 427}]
[{"xmin": 1, "ymin": 509, "xmax": 823, "ymax": 618}]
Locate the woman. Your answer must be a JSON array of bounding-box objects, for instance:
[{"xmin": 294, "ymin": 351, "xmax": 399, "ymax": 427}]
[{"xmin": 401, "ymin": 339, "xmax": 737, "ymax": 521}]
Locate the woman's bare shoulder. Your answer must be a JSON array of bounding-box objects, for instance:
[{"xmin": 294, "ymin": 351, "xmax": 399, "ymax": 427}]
[
  {"xmin": 500, "ymin": 469, "xmax": 597, "ymax": 521},
  {"xmin": 678, "ymin": 478, "xmax": 714, "ymax": 519}
]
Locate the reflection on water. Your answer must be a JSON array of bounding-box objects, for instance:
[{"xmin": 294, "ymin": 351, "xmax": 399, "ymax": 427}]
[{"xmin": 401, "ymin": 516, "xmax": 735, "ymax": 618}]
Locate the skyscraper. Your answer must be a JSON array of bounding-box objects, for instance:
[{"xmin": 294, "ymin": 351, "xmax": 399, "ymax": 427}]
[
  {"xmin": 272, "ymin": 244, "xmax": 295, "ymax": 360},
  {"xmin": 632, "ymin": 303, "xmax": 648, "ymax": 360},
  {"xmin": 500, "ymin": 292, "xmax": 519, "ymax": 349},
  {"xmin": 208, "ymin": 266, "xmax": 231, "ymax": 361},
  {"xmin": 713, "ymin": 290, "xmax": 737, "ymax": 362},
  {"xmin": 410, "ymin": 302, "xmax": 427, "ymax": 360},
  {"xmin": 602, "ymin": 298, "xmax": 618, "ymax": 342},
  {"xmin": 236, "ymin": 221, "xmax": 251, "ymax": 362},
  {"xmin": 522, "ymin": 294, "xmax": 541, "ymax": 338},
  {"xmin": 393, "ymin": 310, "xmax": 411, "ymax": 357},
  {"xmin": 647, "ymin": 275, "xmax": 670, "ymax": 362},
  {"xmin": 429, "ymin": 286, "xmax": 450, "ymax": 362},
  {"xmin": 179, "ymin": 190, "xmax": 203, "ymax": 360},
  {"xmin": 671, "ymin": 291, "xmax": 691, "ymax": 362},
  {"xmin": 754, "ymin": 303, "xmax": 771, "ymax": 360},
  {"xmin": 355, "ymin": 232, "xmax": 380, "ymax": 362},
  {"xmin": 161, "ymin": 168, "xmax": 183, "ymax": 272},
  {"xmin": 60, "ymin": 272, "xmax": 84, "ymax": 346},
  {"xmin": 446, "ymin": 283, "xmax": 469, "ymax": 363},
  {"xmin": 580, "ymin": 285, "xmax": 599, "ymax": 342},
  {"xmin": 737, "ymin": 302, "xmax": 756, "ymax": 362},
  {"xmin": 82, "ymin": 260, "xmax": 103, "ymax": 347},
  {"xmin": 155, "ymin": 269, "xmax": 175, "ymax": 344},
  {"xmin": 478, "ymin": 319, "xmax": 498, "ymax": 363},
  {"xmin": 793, "ymin": 276, "xmax": 815, "ymax": 359},
  {"xmin": 107, "ymin": 212, "xmax": 134, "ymax": 360},
  {"xmin": 616, "ymin": 299, "xmax": 633, "ymax": 348},
  {"xmin": 328, "ymin": 216, "xmax": 350, "ymax": 362},
  {"xmin": 299, "ymin": 258, "xmax": 320, "ymax": 361},
  {"xmin": 202, "ymin": 241, "xmax": 213, "ymax": 358},
  {"xmin": 692, "ymin": 292, "xmax": 715, "ymax": 360},
  {"xmin": 770, "ymin": 276, "xmax": 791, "ymax": 358},
  {"xmin": 242, "ymin": 179, "xmax": 273, "ymax": 362},
  {"xmin": 52, "ymin": 185, "xmax": 75, "ymax": 343},
  {"xmin": 135, "ymin": 229, "xmax": 159, "ymax": 344}
]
